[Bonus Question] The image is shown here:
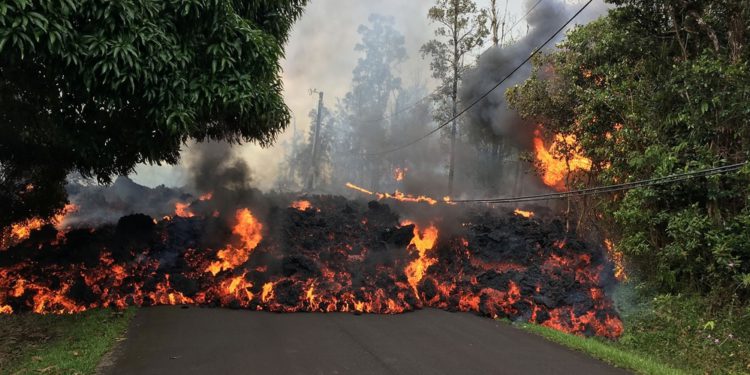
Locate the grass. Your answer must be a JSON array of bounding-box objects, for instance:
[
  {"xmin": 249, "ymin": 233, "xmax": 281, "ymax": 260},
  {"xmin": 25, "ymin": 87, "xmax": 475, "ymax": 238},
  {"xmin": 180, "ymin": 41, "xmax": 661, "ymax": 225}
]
[
  {"xmin": 508, "ymin": 285, "xmax": 750, "ymax": 375},
  {"xmin": 518, "ymin": 322, "xmax": 686, "ymax": 375},
  {"xmin": 0, "ymin": 308, "xmax": 135, "ymax": 375}
]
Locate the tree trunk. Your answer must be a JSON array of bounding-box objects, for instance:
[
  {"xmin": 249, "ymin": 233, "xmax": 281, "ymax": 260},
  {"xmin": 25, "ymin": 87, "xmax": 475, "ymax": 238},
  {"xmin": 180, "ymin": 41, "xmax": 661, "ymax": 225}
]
[{"xmin": 448, "ymin": 0, "xmax": 460, "ymax": 196}]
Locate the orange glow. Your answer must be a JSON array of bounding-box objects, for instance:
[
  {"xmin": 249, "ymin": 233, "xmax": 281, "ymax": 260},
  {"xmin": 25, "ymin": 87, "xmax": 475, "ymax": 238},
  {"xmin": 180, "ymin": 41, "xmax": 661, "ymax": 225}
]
[
  {"xmin": 514, "ymin": 209, "xmax": 535, "ymax": 218},
  {"xmin": 291, "ymin": 200, "xmax": 313, "ymax": 211},
  {"xmin": 206, "ymin": 208, "xmax": 264, "ymax": 276},
  {"xmin": 261, "ymin": 282, "xmax": 275, "ymax": 303},
  {"xmin": 199, "ymin": 192, "xmax": 213, "ymax": 201},
  {"xmin": 346, "ymin": 182, "xmax": 374, "ymax": 195},
  {"xmin": 346, "ymin": 182, "xmax": 439, "ymax": 205},
  {"xmin": 604, "ymin": 239, "xmax": 627, "ymax": 281},
  {"xmin": 393, "ymin": 167, "xmax": 407, "ymax": 181},
  {"xmin": 0, "ymin": 305, "xmax": 12, "ymax": 314},
  {"xmin": 533, "ymin": 128, "xmax": 592, "ymax": 190},
  {"xmin": 402, "ymin": 221, "xmax": 439, "ymax": 298},
  {"xmin": 10, "ymin": 218, "xmax": 45, "ymax": 241},
  {"xmin": 376, "ymin": 191, "xmax": 438, "ymax": 205},
  {"xmin": 174, "ymin": 202, "xmax": 195, "ymax": 218}
]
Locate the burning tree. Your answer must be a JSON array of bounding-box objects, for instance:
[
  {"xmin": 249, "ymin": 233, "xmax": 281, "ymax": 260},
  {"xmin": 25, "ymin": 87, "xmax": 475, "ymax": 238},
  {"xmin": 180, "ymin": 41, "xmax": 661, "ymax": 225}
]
[{"xmin": 506, "ymin": 1, "xmax": 750, "ymax": 302}]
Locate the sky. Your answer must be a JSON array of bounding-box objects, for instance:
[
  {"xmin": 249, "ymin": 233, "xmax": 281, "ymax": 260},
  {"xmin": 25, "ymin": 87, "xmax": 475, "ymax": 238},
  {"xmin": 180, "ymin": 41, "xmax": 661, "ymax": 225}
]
[{"xmin": 130, "ymin": 0, "xmax": 607, "ymax": 190}]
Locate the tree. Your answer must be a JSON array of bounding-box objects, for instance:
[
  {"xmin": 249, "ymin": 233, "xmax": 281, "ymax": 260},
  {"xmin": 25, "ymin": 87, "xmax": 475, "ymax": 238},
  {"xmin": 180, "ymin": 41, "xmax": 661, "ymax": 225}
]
[
  {"xmin": 0, "ymin": 0, "xmax": 306, "ymax": 227},
  {"xmin": 507, "ymin": 0, "xmax": 750, "ymax": 302},
  {"xmin": 421, "ymin": 0, "xmax": 488, "ymax": 195},
  {"xmin": 333, "ymin": 14, "xmax": 406, "ymax": 189}
]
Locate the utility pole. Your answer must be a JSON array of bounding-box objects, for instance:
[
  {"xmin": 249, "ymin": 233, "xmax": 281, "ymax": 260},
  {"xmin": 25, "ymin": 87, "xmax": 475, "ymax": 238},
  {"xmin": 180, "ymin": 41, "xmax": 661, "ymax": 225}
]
[{"xmin": 307, "ymin": 90, "xmax": 324, "ymax": 191}]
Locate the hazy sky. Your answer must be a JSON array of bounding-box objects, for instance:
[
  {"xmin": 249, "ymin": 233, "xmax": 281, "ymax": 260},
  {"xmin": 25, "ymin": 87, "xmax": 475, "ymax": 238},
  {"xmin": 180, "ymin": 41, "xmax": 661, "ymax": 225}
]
[{"xmin": 131, "ymin": 0, "xmax": 605, "ymax": 190}]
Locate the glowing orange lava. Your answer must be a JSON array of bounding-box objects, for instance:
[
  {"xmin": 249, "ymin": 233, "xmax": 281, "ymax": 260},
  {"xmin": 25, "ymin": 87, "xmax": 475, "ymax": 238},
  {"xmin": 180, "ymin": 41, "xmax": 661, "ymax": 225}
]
[
  {"xmin": 174, "ymin": 202, "xmax": 195, "ymax": 218},
  {"xmin": 533, "ymin": 128, "xmax": 592, "ymax": 190},
  {"xmin": 604, "ymin": 239, "xmax": 627, "ymax": 281},
  {"xmin": 291, "ymin": 200, "xmax": 313, "ymax": 211},
  {"xmin": 514, "ymin": 209, "xmax": 535, "ymax": 218},
  {"xmin": 402, "ymin": 221, "xmax": 439, "ymax": 298},
  {"xmin": 205, "ymin": 208, "xmax": 263, "ymax": 276}
]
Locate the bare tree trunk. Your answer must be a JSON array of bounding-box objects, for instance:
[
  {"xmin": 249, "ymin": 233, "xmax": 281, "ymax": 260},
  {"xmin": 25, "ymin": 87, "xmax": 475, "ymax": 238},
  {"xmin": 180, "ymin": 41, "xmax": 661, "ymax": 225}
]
[{"xmin": 448, "ymin": 3, "xmax": 460, "ymax": 196}]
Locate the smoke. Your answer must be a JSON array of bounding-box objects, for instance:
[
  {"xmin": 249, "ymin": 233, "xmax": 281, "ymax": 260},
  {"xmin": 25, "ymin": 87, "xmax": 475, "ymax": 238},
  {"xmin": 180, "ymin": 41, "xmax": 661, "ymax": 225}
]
[{"xmin": 461, "ymin": 0, "xmax": 611, "ymax": 141}]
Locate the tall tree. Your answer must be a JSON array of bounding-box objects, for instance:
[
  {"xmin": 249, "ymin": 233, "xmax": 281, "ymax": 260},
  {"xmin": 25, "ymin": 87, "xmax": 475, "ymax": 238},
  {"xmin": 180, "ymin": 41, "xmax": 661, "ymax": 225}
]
[
  {"xmin": 421, "ymin": 0, "xmax": 488, "ymax": 195},
  {"xmin": 333, "ymin": 14, "xmax": 406, "ymax": 189},
  {"xmin": 507, "ymin": 0, "xmax": 750, "ymax": 301},
  {"xmin": 0, "ymin": 0, "xmax": 306, "ymax": 228}
]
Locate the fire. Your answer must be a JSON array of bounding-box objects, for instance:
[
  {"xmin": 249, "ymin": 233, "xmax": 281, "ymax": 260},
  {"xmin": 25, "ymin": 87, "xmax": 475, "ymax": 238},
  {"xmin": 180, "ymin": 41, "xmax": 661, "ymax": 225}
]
[
  {"xmin": 0, "ymin": 193, "xmax": 623, "ymax": 339},
  {"xmin": 514, "ymin": 209, "xmax": 535, "ymax": 218},
  {"xmin": 345, "ymin": 182, "xmax": 439, "ymax": 205},
  {"xmin": 604, "ymin": 239, "xmax": 627, "ymax": 281},
  {"xmin": 199, "ymin": 192, "xmax": 213, "ymax": 201},
  {"xmin": 393, "ymin": 167, "xmax": 407, "ymax": 181},
  {"xmin": 261, "ymin": 282, "xmax": 275, "ymax": 303},
  {"xmin": 402, "ymin": 221, "xmax": 439, "ymax": 298},
  {"xmin": 291, "ymin": 200, "xmax": 313, "ymax": 211},
  {"xmin": 533, "ymin": 128, "xmax": 592, "ymax": 190},
  {"xmin": 10, "ymin": 218, "xmax": 45, "ymax": 241},
  {"xmin": 174, "ymin": 202, "xmax": 195, "ymax": 218},
  {"xmin": 345, "ymin": 182, "xmax": 374, "ymax": 195},
  {"xmin": 205, "ymin": 208, "xmax": 263, "ymax": 276}
]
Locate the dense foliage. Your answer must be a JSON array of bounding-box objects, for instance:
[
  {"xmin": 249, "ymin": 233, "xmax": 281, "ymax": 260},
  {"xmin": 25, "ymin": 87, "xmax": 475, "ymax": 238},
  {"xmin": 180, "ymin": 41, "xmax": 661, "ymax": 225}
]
[
  {"xmin": 0, "ymin": 0, "xmax": 306, "ymax": 227},
  {"xmin": 507, "ymin": 0, "xmax": 750, "ymax": 302}
]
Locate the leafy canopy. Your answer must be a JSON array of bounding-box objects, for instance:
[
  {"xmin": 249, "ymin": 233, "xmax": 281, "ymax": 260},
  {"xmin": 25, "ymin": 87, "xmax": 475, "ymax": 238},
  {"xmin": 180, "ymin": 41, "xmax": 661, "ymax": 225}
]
[
  {"xmin": 0, "ymin": 0, "xmax": 306, "ymax": 227},
  {"xmin": 507, "ymin": 0, "xmax": 750, "ymax": 302}
]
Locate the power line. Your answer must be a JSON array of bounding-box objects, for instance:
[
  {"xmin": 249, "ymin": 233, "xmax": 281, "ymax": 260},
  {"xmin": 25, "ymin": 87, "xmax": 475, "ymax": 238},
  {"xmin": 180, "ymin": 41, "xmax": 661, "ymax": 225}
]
[
  {"xmin": 352, "ymin": 0, "xmax": 547, "ymax": 128},
  {"xmin": 450, "ymin": 162, "xmax": 748, "ymax": 204},
  {"xmin": 355, "ymin": 0, "xmax": 593, "ymax": 157}
]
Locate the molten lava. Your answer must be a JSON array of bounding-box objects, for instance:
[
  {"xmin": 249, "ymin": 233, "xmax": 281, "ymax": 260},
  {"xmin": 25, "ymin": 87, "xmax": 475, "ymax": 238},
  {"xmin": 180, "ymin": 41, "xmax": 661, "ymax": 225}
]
[
  {"xmin": 402, "ymin": 222, "xmax": 439, "ymax": 298},
  {"xmin": 514, "ymin": 209, "xmax": 535, "ymax": 218},
  {"xmin": 291, "ymin": 200, "xmax": 313, "ymax": 211},
  {"xmin": 346, "ymin": 182, "xmax": 439, "ymax": 205},
  {"xmin": 533, "ymin": 128, "xmax": 592, "ymax": 190},
  {"xmin": 205, "ymin": 208, "xmax": 263, "ymax": 276},
  {"xmin": 0, "ymin": 196, "xmax": 623, "ymax": 339}
]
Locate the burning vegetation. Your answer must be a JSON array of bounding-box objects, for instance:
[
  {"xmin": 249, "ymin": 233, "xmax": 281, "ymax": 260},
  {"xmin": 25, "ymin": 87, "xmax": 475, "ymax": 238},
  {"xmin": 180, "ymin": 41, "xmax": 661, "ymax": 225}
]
[{"xmin": 0, "ymin": 188, "xmax": 623, "ymax": 339}]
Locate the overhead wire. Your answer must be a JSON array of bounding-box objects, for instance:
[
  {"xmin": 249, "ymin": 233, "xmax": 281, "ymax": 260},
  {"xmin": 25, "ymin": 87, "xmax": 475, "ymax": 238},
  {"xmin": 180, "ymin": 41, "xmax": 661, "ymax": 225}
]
[
  {"xmin": 449, "ymin": 162, "xmax": 748, "ymax": 204},
  {"xmin": 354, "ymin": 0, "xmax": 593, "ymax": 157},
  {"xmin": 350, "ymin": 0, "xmax": 547, "ymax": 128}
]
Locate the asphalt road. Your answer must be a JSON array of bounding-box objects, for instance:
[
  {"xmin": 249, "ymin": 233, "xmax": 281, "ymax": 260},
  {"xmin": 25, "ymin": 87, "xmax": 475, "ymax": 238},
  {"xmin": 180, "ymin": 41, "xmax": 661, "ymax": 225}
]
[{"xmin": 100, "ymin": 307, "xmax": 630, "ymax": 375}]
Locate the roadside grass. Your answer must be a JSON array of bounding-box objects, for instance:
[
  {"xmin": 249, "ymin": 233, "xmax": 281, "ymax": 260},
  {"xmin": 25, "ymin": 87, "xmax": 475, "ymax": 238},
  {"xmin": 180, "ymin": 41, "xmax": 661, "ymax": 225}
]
[
  {"xmin": 518, "ymin": 322, "xmax": 686, "ymax": 375},
  {"xmin": 0, "ymin": 308, "xmax": 134, "ymax": 375},
  {"xmin": 510, "ymin": 284, "xmax": 750, "ymax": 375}
]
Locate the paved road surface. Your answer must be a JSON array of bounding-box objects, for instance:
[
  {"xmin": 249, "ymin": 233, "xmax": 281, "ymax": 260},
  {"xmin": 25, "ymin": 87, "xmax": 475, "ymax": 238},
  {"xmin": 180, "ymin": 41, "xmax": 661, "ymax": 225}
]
[{"xmin": 101, "ymin": 307, "xmax": 629, "ymax": 375}]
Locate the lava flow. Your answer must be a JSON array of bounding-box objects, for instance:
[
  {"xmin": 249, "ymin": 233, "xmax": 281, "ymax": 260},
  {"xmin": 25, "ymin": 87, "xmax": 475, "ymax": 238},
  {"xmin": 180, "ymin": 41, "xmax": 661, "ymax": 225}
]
[{"xmin": 0, "ymin": 193, "xmax": 623, "ymax": 339}]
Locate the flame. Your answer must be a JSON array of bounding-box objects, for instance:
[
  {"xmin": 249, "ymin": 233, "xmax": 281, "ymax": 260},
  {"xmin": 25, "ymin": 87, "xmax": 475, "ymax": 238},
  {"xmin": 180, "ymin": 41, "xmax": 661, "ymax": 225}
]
[
  {"xmin": 199, "ymin": 192, "xmax": 213, "ymax": 201},
  {"xmin": 10, "ymin": 218, "xmax": 45, "ymax": 241},
  {"xmin": 514, "ymin": 209, "xmax": 535, "ymax": 218},
  {"xmin": 291, "ymin": 200, "xmax": 313, "ymax": 211},
  {"xmin": 346, "ymin": 182, "xmax": 374, "ymax": 195},
  {"xmin": 533, "ymin": 128, "xmax": 592, "ymax": 190},
  {"xmin": 346, "ymin": 182, "xmax": 439, "ymax": 205},
  {"xmin": 393, "ymin": 167, "xmax": 407, "ymax": 181},
  {"xmin": 0, "ymin": 305, "xmax": 12, "ymax": 314},
  {"xmin": 261, "ymin": 282, "xmax": 275, "ymax": 303},
  {"xmin": 402, "ymin": 221, "xmax": 439, "ymax": 298},
  {"xmin": 376, "ymin": 191, "xmax": 437, "ymax": 205},
  {"xmin": 206, "ymin": 208, "xmax": 263, "ymax": 276},
  {"xmin": 604, "ymin": 239, "xmax": 627, "ymax": 281},
  {"xmin": 174, "ymin": 202, "xmax": 195, "ymax": 218}
]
